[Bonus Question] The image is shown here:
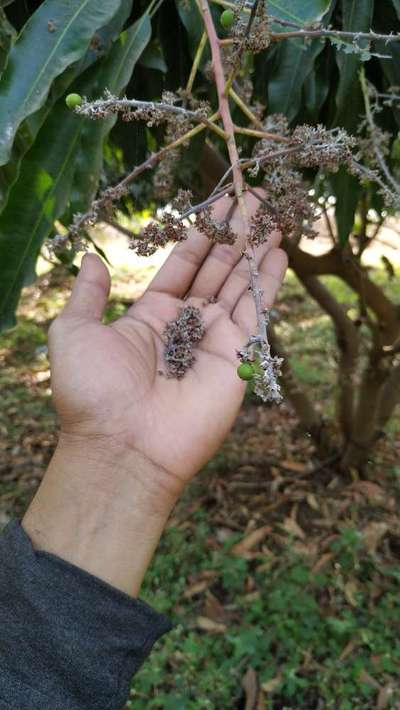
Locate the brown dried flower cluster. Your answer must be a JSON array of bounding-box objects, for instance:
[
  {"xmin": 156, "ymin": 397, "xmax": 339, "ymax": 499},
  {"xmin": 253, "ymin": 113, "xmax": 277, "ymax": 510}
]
[
  {"xmin": 230, "ymin": 0, "xmax": 271, "ymax": 54},
  {"xmin": 196, "ymin": 206, "xmax": 236, "ymax": 244},
  {"xmin": 164, "ymin": 305, "xmax": 205, "ymax": 379},
  {"xmin": 130, "ymin": 212, "xmax": 188, "ymax": 257}
]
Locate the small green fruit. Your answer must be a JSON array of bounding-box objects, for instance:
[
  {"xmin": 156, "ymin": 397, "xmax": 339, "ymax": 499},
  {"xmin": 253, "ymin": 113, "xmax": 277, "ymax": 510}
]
[
  {"xmin": 237, "ymin": 362, "xmax": 254, "ymax": 381},
  {"xmin": 220, "ymin": 9, "xmax": 235, "ymax": 29},
  {"xmin": 65, "ymin": 93, "xmax": 83, "ymax": 109}
]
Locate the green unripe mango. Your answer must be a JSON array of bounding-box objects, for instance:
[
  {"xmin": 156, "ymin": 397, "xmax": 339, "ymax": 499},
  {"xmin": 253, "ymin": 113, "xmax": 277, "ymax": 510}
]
[
  {"xmin": 65, "ymin": 93, "xmax": 83, "ymax": 109},
  {"xmin": 237, "ymin": 362, "xmax": 254, "ymax": 381},
  {"xmin": 220, "ymin": 9, "xmax": 235, "ymax": 29}
]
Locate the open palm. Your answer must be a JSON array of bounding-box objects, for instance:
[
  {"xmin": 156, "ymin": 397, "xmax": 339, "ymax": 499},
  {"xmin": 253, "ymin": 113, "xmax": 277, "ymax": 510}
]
[{"xmin": 49, "ymin": 193, "xmax": 287, "ymax": 492}]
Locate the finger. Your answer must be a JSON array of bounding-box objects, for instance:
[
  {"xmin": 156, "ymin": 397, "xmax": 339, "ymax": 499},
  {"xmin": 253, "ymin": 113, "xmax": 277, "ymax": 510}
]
[
  {"xmin": 62, "ymin": 253, "xmax": 110, "ymax": 321},
  {"xmin": 145, "ymin": 194, "xmax": 235, "ymax": 299},
  {"xmin": 187, "ymin": 189, "xmax": 265, "ymax": 299},
  {"xmin": 217, "ymin": 230, "xmax": 282, "ymax": 313},
  {"xmin": 232, "ymin": 248, "xmax": 288, "ymax": 332}
]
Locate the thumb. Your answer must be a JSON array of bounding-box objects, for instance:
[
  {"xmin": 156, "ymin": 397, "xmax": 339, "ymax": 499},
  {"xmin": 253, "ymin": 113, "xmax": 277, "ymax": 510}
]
[{"xmin": 63, "ymin": 253, "xmax": 111, "ymax": 321}]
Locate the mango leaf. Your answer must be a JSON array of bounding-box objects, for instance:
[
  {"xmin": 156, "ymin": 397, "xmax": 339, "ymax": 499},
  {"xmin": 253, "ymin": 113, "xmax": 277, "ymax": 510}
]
[
  {"xmin": 334, "ymin": 0, "xmax": 374, "ymax": 119},
  {"xmin": 269, "ymin": 0, "xmax": 332, "ymax": 24},
  {"xmin": 0, "ymin": 7, "xmax": 15, "ymax": 75},
  {"xmin": 332, "ymin": 0, "xmax": 374, "ymax": 245},
  {"xmin": 68, "ymin": 14, "xmax": 152, "ymax": 216},
  {"xmin": 268, "ymin": 39, "xmax": 326, "ymax": 121},
  {"xmin": 302, "ymin": 52, "xmax": 331, "ymax": 121},
  {"xmin": 0, "ymin": 1, "xmax": 132, "ymax": 211},
  {"xmin": 377, "ymin": 4, "xmax": 400, "ymax": 128},
  {"xmin": 268, "ymin": 2, "xmax": 333, "ymax": 121},
  {"xmin": 0, "ymin": 13, "xmax": 151, "ymax": 330},
  {"xmin": 139, "ymin": 40, "xmax": 167, "ymax": 73},
  {"xmin": 0, "ymin": 0, "xmax": 123, "ymax": 166}
]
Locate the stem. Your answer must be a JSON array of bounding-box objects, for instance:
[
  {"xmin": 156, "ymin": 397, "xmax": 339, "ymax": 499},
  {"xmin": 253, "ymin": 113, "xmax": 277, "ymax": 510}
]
[
  {"xmin": 270, "ymin": 28, "xmax": 400, "ymax": 44},
  {"xmin": 229, "ymin": 87, "xmax": 265, "ymax": 131},
  {"xmin": 180, "ymin": 184, "xmax": 235, "ymax": 220},
  {"xmin": 198, "ymin": 0, "xmax": 269, "ymax": 359},
  {"xmin": 360, "ymin": 68, "xmax": 400, "ymax": 197},
  {"xmin": 186, "ymin": 32, "xmax": 208, "ymax": 94},
  {"xmin": 68, "ymin": 112, "xmax": 220, "ymax": 238},
  {"xmin": 224, "ymin": 0, "xmax": 261, "ymax": 95},
  {"xmin": 234, "ymin": 124, "xmax": 288, "ymax": 141},
  {"xmin": 78, "ymin": 97, "xmax": 227, "ymax": 140}
]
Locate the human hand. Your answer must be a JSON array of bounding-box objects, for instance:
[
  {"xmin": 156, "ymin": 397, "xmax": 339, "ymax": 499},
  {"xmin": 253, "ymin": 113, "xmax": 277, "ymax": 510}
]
[
  {"xmin": 49, "ymin": 191, "xmax": 287, "ymax": 494},
  {"xmin": 23, "ymin": 191, "xmax": 287, "ymax": 594}
]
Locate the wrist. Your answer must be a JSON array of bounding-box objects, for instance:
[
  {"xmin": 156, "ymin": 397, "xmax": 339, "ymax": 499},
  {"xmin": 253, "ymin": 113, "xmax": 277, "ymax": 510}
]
[{"xmin": 22, "ymin": 435, "xmax": 180, "ymax": 596}]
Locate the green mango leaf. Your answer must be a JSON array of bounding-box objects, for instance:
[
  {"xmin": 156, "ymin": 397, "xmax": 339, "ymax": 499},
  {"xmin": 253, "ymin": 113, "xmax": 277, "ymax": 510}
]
[
  {"xmin": 0, "ymin": 1, "xmax": 132, "ymax": 211},
  {"xmin": 0, "ymin": 13, "xmax": 151, "ymax": 330},
  {"xmin": 268, "ymin": 39, "xmax": 326, "ymax": 121},
  {"xmin": 139, "ymin": 40, "xmax": 167, "ymax": 73},
  {"xmin": 330, "ymin": 170, "xmax": 360, "ymax": 246},
  {"xmin": 302, "ymin": 52, "xmax": 331, "ymax": 121},
  {"xmin": 0, "ymin": 7, "xmax": 15, "ymax": 75},
  {"xmin": 269, "ymin": 0, "xmax": 332, "ymax": 24},
  {"xmin": 334, "ymin": 0, "xmax": 374, "ymax": 118},
  {"xmin": 268, "ymin": 2, "xmax": 333, "ymax": 121},
  {"xmin": 68, "ymin": 14, "xmax": 152, "ymax": 216},
  {"xmin": 332, "ymin": 0, "xmax": 374, "ymax": 245},
  {"xmin": 392, "ymin": 0, "xmax": 400, "ymax": 18},
  {"xmin": 0, "ymin": 0, "xmax": 123, "ymax": 166}
]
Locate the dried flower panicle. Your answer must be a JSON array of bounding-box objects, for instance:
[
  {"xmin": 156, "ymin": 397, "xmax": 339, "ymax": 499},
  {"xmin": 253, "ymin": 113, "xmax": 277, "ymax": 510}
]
[
  {"xmin": 164, "ymin": 305, "xmax": 205, "ymax": 379},
  {"xmin": 249, "ymin": 209, "xmax": 277, "ymax": 245},
  {"xmin": 196, "ymin": 205, "xmax": 236, "ymax": 244},
  {"xmin": 230, "ymin": 0, "xmax": 271, "ymax": 54},
  {"xmin": 130, "ymin": 212, "xmax": 188, "ymax": 257}
]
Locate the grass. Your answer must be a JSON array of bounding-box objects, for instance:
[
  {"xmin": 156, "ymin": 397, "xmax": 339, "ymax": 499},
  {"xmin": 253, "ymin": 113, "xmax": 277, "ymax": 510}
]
[{"xmin": 128, "ymin": 511, "xmax": 400, "ymax": 709}]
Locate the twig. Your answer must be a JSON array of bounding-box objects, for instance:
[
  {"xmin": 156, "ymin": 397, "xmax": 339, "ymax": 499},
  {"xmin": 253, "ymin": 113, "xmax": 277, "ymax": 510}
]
[
  {"xmin": 180, "ymin": 184, "xmax": 235, "ymax": 220},
  {"xmin": 269, "ymin": 28, "xmax": 400, "ymax": 44},
  {"xmin": 360, "ymin": 69, "xmax": 400, "ymax": 197},
  {"xmin": 186, "ymin": 31, "xmax": 208, "ymax": 94},
  {"xmin": 198, "ymin": 0, "xmax": 282, "ymax": 402},
  {"xmin": 234, "ymin": 124, "xmax": 288, "ymax": 141},
  {"xmin": 224, "ymin": 0, "xmax": 262, "ymax": 95},
  {"xmin": 77, "ymin": 96, "xmax": 227, "ymax": 139},
  {"xmin": 229, "ymin": 87, "xmax": 265, "ymax": 131},
  {"xmin": 67, "ymin": 111, "xmax": 220, "ymax": 238}
]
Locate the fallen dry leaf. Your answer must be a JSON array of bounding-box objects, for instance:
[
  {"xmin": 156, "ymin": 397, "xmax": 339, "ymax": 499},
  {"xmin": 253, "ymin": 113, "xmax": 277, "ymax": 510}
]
[
  {"xmin": 280, "ymin": 517, "xmax": 306, "ymax": 540},
  {"xmin": 261, "ymin": 676, "xmax": 282, "ymax": 693},
  {"xmin": 204, "ymin": 591, "xmax": 230, "ymax": 624},
  {"xmin": 306, "ymin": 493, "xmax": 320, "ymax": 511},
  {"xmin": 242, "ymin": 668, "xmax": 259, "ymax": 710},
  {"xmin": 231, "ymin": 525, "xmax": 271, "ymax": 557},
  {"xmin": 357, "ymin": 669, "xmax": 380, "ymax": 690},
  {"xmin": 196, "ymin": 616, "xmax": 227, "ymax": 634},
  {"xmin": 361, "ymin": 522, "xmax": 389, "ymax": 555},
  {"xmin": 339, "ymin": 640, "xmax": 357, "ymax": 661},
  {"xmin": 376, "ymin": 684, "xmax": 395, "ymax": 709},
  {"xmin": 183, "ymin": 580, "xmax": 210, "ymax": 599},
  {"xmin": 344, "ymin": 581, "xmax": 359, "ymax": 607},
  {"xmin": 281, "ymin": 459, "xmax": 308, "ymax": 473},
  {"xmin": 312, "ymin": 552, "xmax": 334, "ymax": 573},
  {"xmin": 349, "ymin": 481, "xmax": 395, "ymax": 510}
]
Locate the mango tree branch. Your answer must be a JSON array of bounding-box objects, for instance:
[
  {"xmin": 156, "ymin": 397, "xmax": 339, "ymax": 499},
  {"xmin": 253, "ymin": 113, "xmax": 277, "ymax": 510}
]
[
  {"xmin": 198, "ymin": 0, "xmax": 281, "ymax": 401},
  {"xmin": 299, "ymin": 275, "xmax": 359, "ymax": 441},
  {"xmin": 77, "ymin": 96, "xmax": 227, "ymax": 140},
  {"xmin": 360, "ymin": 68, "xmax": 400, "ymax": 197},
  {"xmin": 65, "ymin": 111, "xmax": 220, "ymax": 240},
  {"xmin": 186, "ymin": 32, "xmax": 208, "ymax": 94}
]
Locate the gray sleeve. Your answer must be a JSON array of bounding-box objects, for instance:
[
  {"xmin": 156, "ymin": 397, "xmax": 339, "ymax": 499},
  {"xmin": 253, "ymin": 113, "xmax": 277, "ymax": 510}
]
[{"xmin": 0, "ymin": 520, "xmax": 172, "ymax": 710}]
